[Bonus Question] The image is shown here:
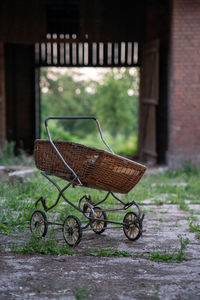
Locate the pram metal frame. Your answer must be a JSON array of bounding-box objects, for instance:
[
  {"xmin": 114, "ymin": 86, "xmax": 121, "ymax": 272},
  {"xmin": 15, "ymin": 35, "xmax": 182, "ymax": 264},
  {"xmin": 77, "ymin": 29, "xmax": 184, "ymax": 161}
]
[
  {"xmin": 31, "ymin": 116, "xmax": 146, "ymax": 246},
  {"xmin": 45, "ymin": 116, "xmax": 114, "ymax": 186},
  {"xmin": 34, "ymin": 171, "xmax": 142, "ymax": 229}
]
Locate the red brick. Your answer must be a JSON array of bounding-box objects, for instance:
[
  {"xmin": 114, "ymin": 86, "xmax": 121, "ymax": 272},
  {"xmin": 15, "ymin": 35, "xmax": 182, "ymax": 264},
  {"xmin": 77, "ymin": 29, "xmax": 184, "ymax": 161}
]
[{"xmin": 167, "ymin": 0, "xmax": 200, "ymax": 168}]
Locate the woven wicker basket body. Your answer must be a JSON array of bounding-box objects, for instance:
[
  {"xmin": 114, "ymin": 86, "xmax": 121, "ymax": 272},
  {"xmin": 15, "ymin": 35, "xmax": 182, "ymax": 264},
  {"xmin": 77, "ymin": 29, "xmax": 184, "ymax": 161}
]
[{"xmin": 34, "ymin": 140, "xmax": 147, "ymax": 194}]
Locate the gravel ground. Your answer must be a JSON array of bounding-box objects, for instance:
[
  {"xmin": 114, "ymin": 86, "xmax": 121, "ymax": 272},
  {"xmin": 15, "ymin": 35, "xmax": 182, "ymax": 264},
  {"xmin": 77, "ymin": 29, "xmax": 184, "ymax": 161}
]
[{"xmin": 1, "ymin": 203, "xmax": 200, "ymax": 300}]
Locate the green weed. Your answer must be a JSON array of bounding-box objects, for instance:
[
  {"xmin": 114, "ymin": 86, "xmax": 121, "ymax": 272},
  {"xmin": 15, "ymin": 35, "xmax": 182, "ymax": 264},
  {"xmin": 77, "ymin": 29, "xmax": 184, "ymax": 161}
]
[
  {"xmin": 186, "ymin": 215, "xmax": 198, "ymax": 222},
  {"xmin": 0, "ymin": 141, "xmax": 33, "ymax": 166},
  {"xmin": 178, "ymin": 201, "xmax": 190, "ymax": 211},
  {"xmin": 153, "ymin": 227, "xmax": 162, "ymax": 232},
  {"xmin": 174, "ymin": 221, "xmax": 182, "ymax": 227},
  {"xmin": 155, "ymin": 218, "xmax": 168, "ymax": 223},
  {"xmin": 187, "ymin": 217, "xmax": 200, "ymax": 239},
  {"xmin": 176, "ymin": 235, "xmax": 190, "ymax": 261},
  {"xmin": 165, "ymin": 162, "xmax": 200, "ymax": 178},
  {"xmin": 143, "ymin": 208, "xmax": 157, "ymax": 215},
  {"xmin": 73, "ymin": 285, "xmax": 91, "ymax": 300},
  {"xmin": 10, "ymin": 234, "xmax": 77, "ymax": 255},
  {"xmin": 153, "ymin": 284, "xmax": 160, "ymax": 300},
  {"xmin": 90, "ymin": 247, "xmax": 133, "ymax": 257},
  {"xmin": 107, "ymin": 212, "xmax": 123, "ymax": 222},
  {"xmin": 147, "ymin": 250, "xmax": 174, "ymax": 262},
  {"xmin": 147, "ymin": 235, "xmax": 189, "ymax": 262},
  {"xmin": 153, "ymin": 199, "xmax": 165, "ymax": 205}
]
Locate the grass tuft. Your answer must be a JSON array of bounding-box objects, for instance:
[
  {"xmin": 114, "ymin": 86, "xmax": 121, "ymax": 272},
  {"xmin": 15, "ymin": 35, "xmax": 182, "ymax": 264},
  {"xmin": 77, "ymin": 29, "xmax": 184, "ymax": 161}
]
[
  {"xmin": 186, "ymin": 216, "xmax": 200, "ymax": 239},
  {"xmin": 8, "ymin": 234, "xmax": 77, "ymax": 256},
  {"xmin": 147, "ymin": 235, "xmax": 190, "ymax": 262},
  {"xmin": 90, "ymin": 247, "xmax": 133, "ymax": 257},
  {"xmin": 0, "ymin": 141, "xmax": 33, "ymax": 166},
  {"xmin": 73, "ymin": 285, "xmax": 91, "ymax": 300}
]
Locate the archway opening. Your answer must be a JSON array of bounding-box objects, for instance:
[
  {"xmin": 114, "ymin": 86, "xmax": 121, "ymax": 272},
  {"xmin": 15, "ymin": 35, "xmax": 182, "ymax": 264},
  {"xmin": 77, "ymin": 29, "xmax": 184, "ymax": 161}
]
[{"xmin": 40, "ymin": 66, "xmax": 139, "ymax": 156}]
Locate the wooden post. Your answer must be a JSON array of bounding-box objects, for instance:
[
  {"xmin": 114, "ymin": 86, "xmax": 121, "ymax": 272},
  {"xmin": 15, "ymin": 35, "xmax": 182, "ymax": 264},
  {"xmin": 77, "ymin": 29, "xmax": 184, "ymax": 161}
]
[
  {"xmin": 138, "ymin": 40, "xmax": 159, "ymax": 165},
  {"xmin": 0, "ymin": 43, "xmax": 6, "ymax": 150}
]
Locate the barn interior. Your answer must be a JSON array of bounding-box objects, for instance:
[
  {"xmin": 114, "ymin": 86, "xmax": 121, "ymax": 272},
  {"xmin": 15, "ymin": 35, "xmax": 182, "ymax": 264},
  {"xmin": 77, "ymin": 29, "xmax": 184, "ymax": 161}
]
[{"xmin": 1, "ymin": 0, "xmax": 195, "ymax": 168}]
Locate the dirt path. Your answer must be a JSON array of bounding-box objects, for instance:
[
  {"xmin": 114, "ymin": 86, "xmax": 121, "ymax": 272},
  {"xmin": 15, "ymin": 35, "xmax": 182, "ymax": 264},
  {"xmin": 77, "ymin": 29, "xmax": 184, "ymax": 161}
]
[{"xmin": 1, "ymin": 204, "xmax": 200, "ymax": 300}]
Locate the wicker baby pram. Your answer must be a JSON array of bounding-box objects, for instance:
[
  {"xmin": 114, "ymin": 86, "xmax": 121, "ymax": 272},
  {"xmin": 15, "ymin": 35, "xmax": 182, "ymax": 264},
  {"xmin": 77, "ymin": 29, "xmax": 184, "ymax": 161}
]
[{"xmin": 31, "ymin": 116, "xmax": 147, "ymax": 246}]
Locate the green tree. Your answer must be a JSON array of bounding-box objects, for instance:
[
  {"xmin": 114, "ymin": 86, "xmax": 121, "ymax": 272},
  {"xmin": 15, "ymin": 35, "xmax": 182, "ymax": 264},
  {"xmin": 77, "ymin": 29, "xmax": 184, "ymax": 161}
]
[
  {"xmin": 94, "ymin": 68, "xmax": 138, "ymax": 138},
  {"xmin": 40, "ymin": 67, "xmax": 139, "ymax": 151},
  {"xmin": 40, "ymin": 68, "xmax": 96, "ymax": 137}
]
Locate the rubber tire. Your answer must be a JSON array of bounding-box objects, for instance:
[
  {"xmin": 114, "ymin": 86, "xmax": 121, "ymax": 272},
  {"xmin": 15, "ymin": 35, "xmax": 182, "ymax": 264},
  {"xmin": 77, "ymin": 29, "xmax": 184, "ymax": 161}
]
[
  {"xmin": 63, "ymin": 215, "xmax": 82, "ymax": 247},
  {"xmin": 123, "ymin": 212, "xmax": 141, "ymax": 241},
  {"xmin": 30, "ymin": 210, "xmax": 48, "ymax": 237},
  {"xmin": 90, "ymin": 206, "xmax": 107, "ymax": 234}
]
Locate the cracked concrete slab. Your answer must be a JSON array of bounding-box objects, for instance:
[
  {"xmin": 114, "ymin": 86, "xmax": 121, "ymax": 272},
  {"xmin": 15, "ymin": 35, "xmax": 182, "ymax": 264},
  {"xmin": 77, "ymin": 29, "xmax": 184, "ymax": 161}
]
[{"xmin": 0, "ymin": 204, "xmax": 200, "ymax": 299}]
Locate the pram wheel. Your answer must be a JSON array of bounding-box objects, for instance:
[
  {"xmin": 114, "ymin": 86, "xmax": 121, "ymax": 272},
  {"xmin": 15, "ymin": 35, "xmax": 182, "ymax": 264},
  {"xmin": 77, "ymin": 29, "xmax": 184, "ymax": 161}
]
[
  {"xmin": 123, "ymin": 212, "xmax": 141, "ymax": 241},
  {"xmin": 90, "ymin": 207, "xmax": 107, "ymax": 234},
  {"xmin": 30, "ymin": 210, "xmax": 48, "ymax": 237},
  {"xmin": 63, "ymin": 215, "xmax": 82, "ymax": 247}
]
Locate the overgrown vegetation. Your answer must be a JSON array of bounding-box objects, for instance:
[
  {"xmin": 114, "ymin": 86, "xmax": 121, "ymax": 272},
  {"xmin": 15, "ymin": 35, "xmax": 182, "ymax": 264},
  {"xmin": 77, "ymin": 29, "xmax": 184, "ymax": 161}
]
[
  {"xmin": 0, "ymin": 165, "xmax": 200, "ymax": 234},
  {"xmin": 0, "ymin": 141, "xmax": 33, "ymax": 166},
  {"xmin": 0, "ymin": 164, "xmax": 199, "ymax": 256},
  {"xmin": 133, "ymin": 163, "xmax": 200, "ymax": 208}
]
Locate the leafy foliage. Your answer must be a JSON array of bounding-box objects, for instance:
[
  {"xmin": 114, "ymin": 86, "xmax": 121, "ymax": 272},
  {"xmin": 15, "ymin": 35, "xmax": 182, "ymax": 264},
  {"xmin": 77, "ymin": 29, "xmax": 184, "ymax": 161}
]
[
  {"xmin": 40, "ymin": 67, "xmax": 139, "ymax": 154},
  {"xmin": 94, "ymin": 68, "xmax": 138, "ymax": 138}
]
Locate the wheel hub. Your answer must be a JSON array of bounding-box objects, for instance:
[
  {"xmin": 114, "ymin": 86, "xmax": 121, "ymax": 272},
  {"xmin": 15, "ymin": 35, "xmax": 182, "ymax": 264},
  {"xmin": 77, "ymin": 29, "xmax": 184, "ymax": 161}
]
[
  {"xmin": 35, "ymin": 221, "xmax": 40, "ymax": 228},
  {"xmin": 68, "ymin": 227, "xmax": 74, "ymax": 236}
]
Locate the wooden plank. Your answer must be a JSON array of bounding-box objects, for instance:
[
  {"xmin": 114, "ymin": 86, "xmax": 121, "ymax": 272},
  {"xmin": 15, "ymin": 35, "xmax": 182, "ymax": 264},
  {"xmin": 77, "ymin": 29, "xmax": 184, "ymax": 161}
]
[
  {"xmin": 57, "ymin": 43, "xmax": 60, "ymax": 65},
  {"xmin": 139, "ymin": 39, "xmax": 159, "ymax": 165},
  {"xmin": 35, "ymin": 67, "xmax": 40, "ymax": 139},
  {"xmin": 142, "ymin": 149, "xmax": 158, "ymax": 158},
  {"xmin": 35, "ymin": 40, "xmax": 140, "ymax": 67},
  {"xmin": 142, "ymin": 98, "xmax": 158, "ymax": 105}
]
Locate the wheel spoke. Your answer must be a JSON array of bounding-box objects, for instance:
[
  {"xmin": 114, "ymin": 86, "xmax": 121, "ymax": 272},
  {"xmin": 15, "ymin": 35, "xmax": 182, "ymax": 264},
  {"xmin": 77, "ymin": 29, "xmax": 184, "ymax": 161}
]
[
  {"xmin": 63, "ymin": 216, "xmax": 82, "ymax": 247},
  {"xmin": 90, "ymin": 207, "xmax": 107, "ymax": 234},
  {"xmin": 30, "ymin": 210, "xmax": 48, "ymax": 237},
  {"xmin": 123, "ymin": 212, "xmax": 141, "ymax": 241}
]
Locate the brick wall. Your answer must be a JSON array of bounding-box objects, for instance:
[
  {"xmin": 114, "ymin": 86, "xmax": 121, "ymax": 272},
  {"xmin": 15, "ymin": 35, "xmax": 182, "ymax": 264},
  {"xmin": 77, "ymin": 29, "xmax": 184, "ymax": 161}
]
[
  {"xmin": 0, "ymin": 43, "xmax": 6, "ymax": 150},
  {"xmin": 168, "ymin": 0, "xmax": 200, "ymax": 168}
]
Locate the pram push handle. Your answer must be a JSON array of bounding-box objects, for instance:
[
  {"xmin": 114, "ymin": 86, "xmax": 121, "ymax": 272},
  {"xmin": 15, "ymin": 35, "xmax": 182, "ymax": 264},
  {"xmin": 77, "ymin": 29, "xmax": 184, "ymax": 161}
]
[{"xmin": 45, "ymin": 116, "xmax": 114, "ymax": 185}]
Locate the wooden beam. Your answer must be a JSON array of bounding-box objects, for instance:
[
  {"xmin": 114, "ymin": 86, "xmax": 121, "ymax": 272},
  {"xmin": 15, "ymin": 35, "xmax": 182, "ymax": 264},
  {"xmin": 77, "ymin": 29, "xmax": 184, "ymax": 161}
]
[
  {"xmin": 0, "ymin": 0, "xmax": 46, "ymax": 43},
  {"xmin": 0, "ymin": 43, "xmax": 6, "ymax": 149}
]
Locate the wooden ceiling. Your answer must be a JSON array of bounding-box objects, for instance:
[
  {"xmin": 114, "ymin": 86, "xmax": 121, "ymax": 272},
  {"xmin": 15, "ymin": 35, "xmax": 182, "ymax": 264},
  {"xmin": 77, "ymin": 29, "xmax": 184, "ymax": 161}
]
[{"xmin": 0, "ymin": 0, "xmax": 145, "ymax": 43}]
